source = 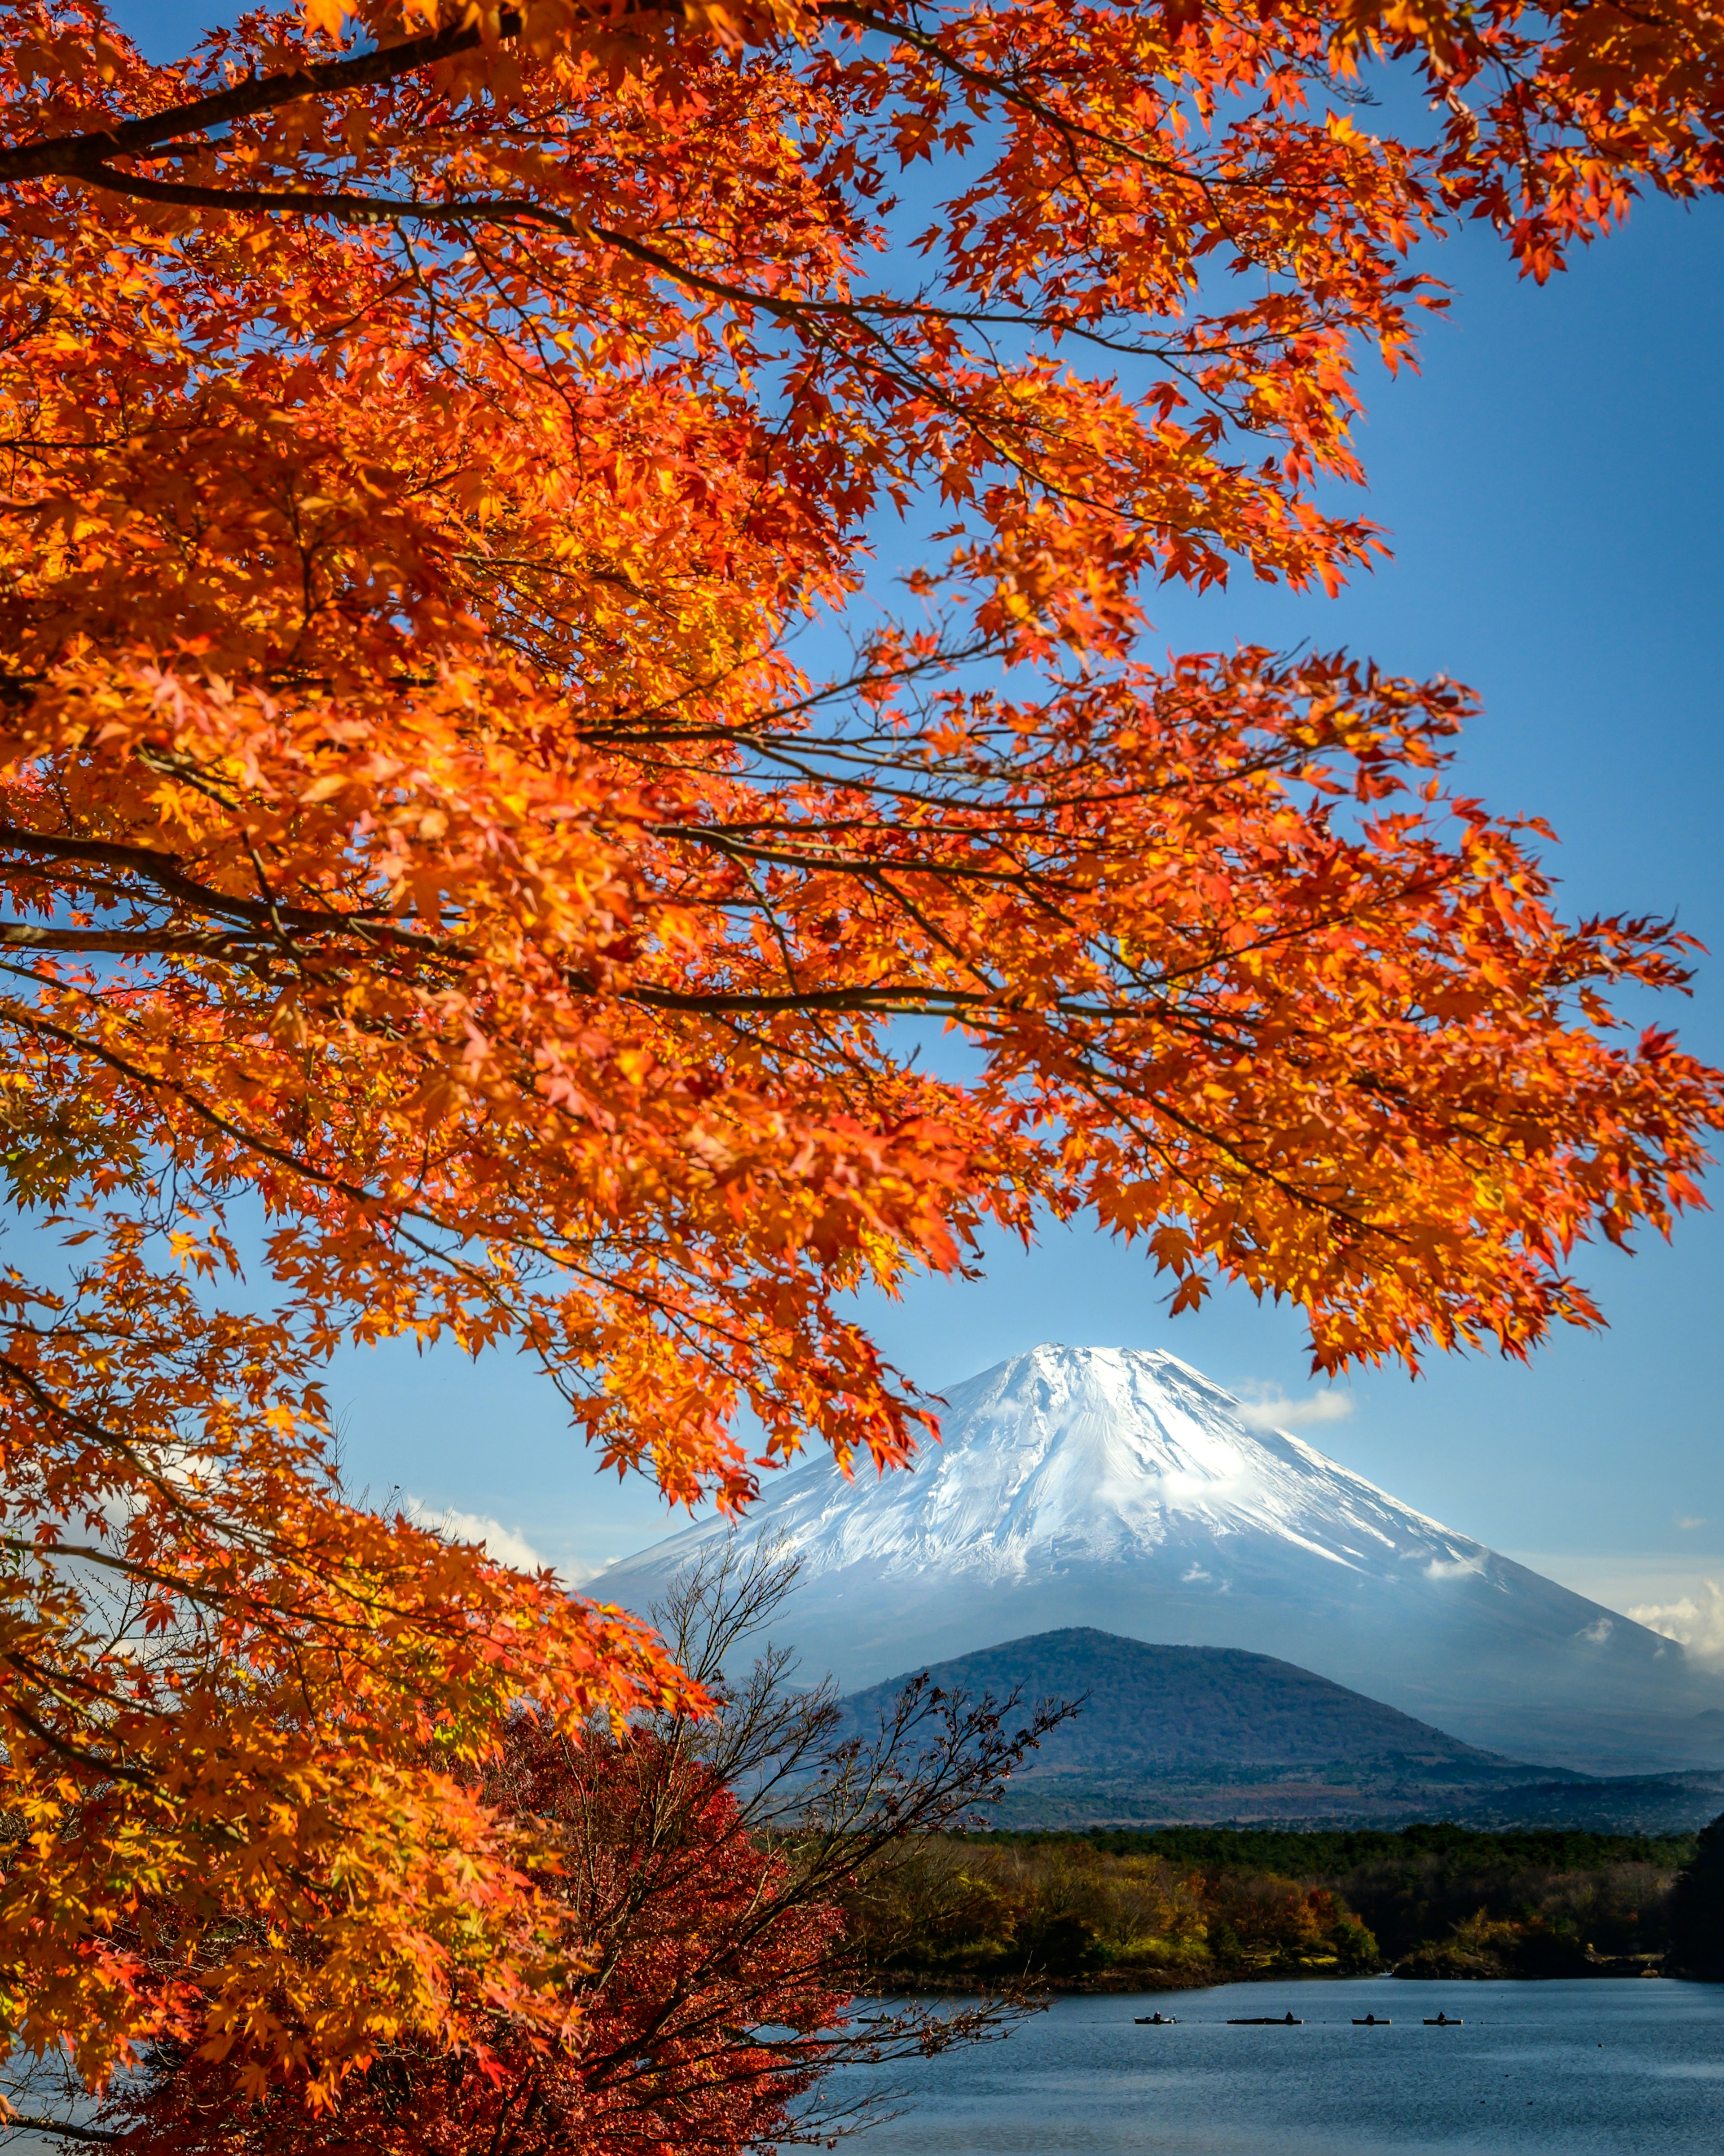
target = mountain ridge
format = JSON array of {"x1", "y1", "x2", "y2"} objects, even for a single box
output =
[
  {"x1": 835, "y1": 1629, "x2": 1724, "y2": 1834},
  {"x1": 838, "y1": 1627, "x2": 1559, "y2": 1778}
]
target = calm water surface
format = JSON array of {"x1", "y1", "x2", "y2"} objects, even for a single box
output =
[{"x1": 848, "y1": 1978, "x2": 1724, "y2": 2155}]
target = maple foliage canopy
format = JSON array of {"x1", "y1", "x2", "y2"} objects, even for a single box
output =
[
  {"x1": 69, "y1": 1548, "x2": 1052, "y2": 2156},
  {"x1": 95, "y1": 1724, "x2": 853, "y2": 2156},
  {"x1": 1, "y1": 0, "x2": 1723, "y2": 2109}
]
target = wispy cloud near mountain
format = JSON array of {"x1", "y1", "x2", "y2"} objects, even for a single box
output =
[
  {"x1": 1629, "y1": 1580, "x2": 1724, "y2": 1668},
  {"x1": 1234, "y1": 1386, "x2": 1355, "y2": 1434}
]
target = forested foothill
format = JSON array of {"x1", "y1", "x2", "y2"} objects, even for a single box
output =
[{"x1": 854, "y1": 1823, "x2": 1724, "y2": 1987}]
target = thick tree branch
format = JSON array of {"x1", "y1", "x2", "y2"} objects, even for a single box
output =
[
  {"x1": 0, "y1": 2116, "x2": 124, "y2": 2145},
  {"x1": 0, "y1": 921, "x2": 253, "y2": 957},
  {"x1": 0, "y1": 13, "x2": 523, "y2": 185},
  {"x1": 79, "y1": 161, "x2": 586, "y2": 236},
  {"x1": 0, "y1": 825, "x2": 468, "y2": 961}
]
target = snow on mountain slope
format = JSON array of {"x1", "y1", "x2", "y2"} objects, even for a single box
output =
[{"x1": 594, "y1": 1344, "x2": 1722, "y2": 1771}]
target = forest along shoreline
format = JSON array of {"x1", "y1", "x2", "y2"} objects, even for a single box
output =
[{"x1": 848, "y1": 1823, "x2": 1724, "y2": 1991}]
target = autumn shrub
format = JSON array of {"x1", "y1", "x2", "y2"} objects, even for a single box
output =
[
  {"x1": 1395, "y1": 1909, "x2": 1528, "y2": 1980},
  {"x1": 92, "y1": 1724, "x2": 851, "y2": 2156}
]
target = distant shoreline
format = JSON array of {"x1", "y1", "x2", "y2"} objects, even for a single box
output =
[
  {"x1": 847, "y1": 1822, "x2": 1712, "y2": 1992},
  {"x1": 860, "y1": 1961, "x2": 1690, "y2": 1996}
]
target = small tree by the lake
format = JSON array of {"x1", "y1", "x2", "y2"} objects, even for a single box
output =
[{"x1": 1668, "y1": 1814, "x2": 1724, "y2": 1980}]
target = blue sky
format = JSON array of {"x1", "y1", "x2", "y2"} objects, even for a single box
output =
[{"x1": 104, "y1": 7, "x2": 1724, "y2": 1643}]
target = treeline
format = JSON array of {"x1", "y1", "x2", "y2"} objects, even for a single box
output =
[
  {"x1": 849, "y1": 1823, "x2": 1715, "y2": 1986},
  {"x1": 1081, "y1": 1824, "x2": 1687, "y2": 1974},
  {"x1": 849, "y1": 1835, "x2": 1380, "y2": 1987}
]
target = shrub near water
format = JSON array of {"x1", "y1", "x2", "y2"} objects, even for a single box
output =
[{"x1": 1668, "y1": 1815, "x2": 1724, "y2": 1977}]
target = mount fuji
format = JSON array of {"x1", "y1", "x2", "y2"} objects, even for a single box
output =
[{"x1": 594, "y1": 1343, "x2": 1724, "y2": 1773}]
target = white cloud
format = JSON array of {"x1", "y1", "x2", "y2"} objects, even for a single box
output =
[
  {"x1": 1426, "y1": 1551, "x2": 1487, "y2": 1582},
  {"x1": 1577, "y1": 1615, "x2": 1615, "y2": 1645},
  {"x1": 1628, "y1": 1580, "x2": 1724, "y2": 1668},
  {"x1": 406, "y1": 1497, "x2": 551, "y2": 1577},
  {"x1": 1677, "y1": 1516, "x2": 1709, "y2": 1532},
  {"x1": 1234, "y1": 1386, "x2": 1355, "y2": 1434}
]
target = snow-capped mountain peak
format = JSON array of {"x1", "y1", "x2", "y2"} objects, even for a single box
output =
[
  {"x1": 595, "y1": 1342, "x2": 1718, "y2": 1770},
  {"x1": 677, "y1": 1342, "x2": 1483, "y2": 1587}
]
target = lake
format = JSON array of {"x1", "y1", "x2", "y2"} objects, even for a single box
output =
[{"x1": 844, "y1": 1978, "x2": 1724, "y2": 2155}]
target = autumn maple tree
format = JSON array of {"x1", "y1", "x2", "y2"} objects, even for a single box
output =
[
  {"x1": 1, "y1": 0, "x2": 1722, "y2": 2115},
  {"x1": 31, "y1": 1548, "x2": 1052, "y2": 2156}
]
